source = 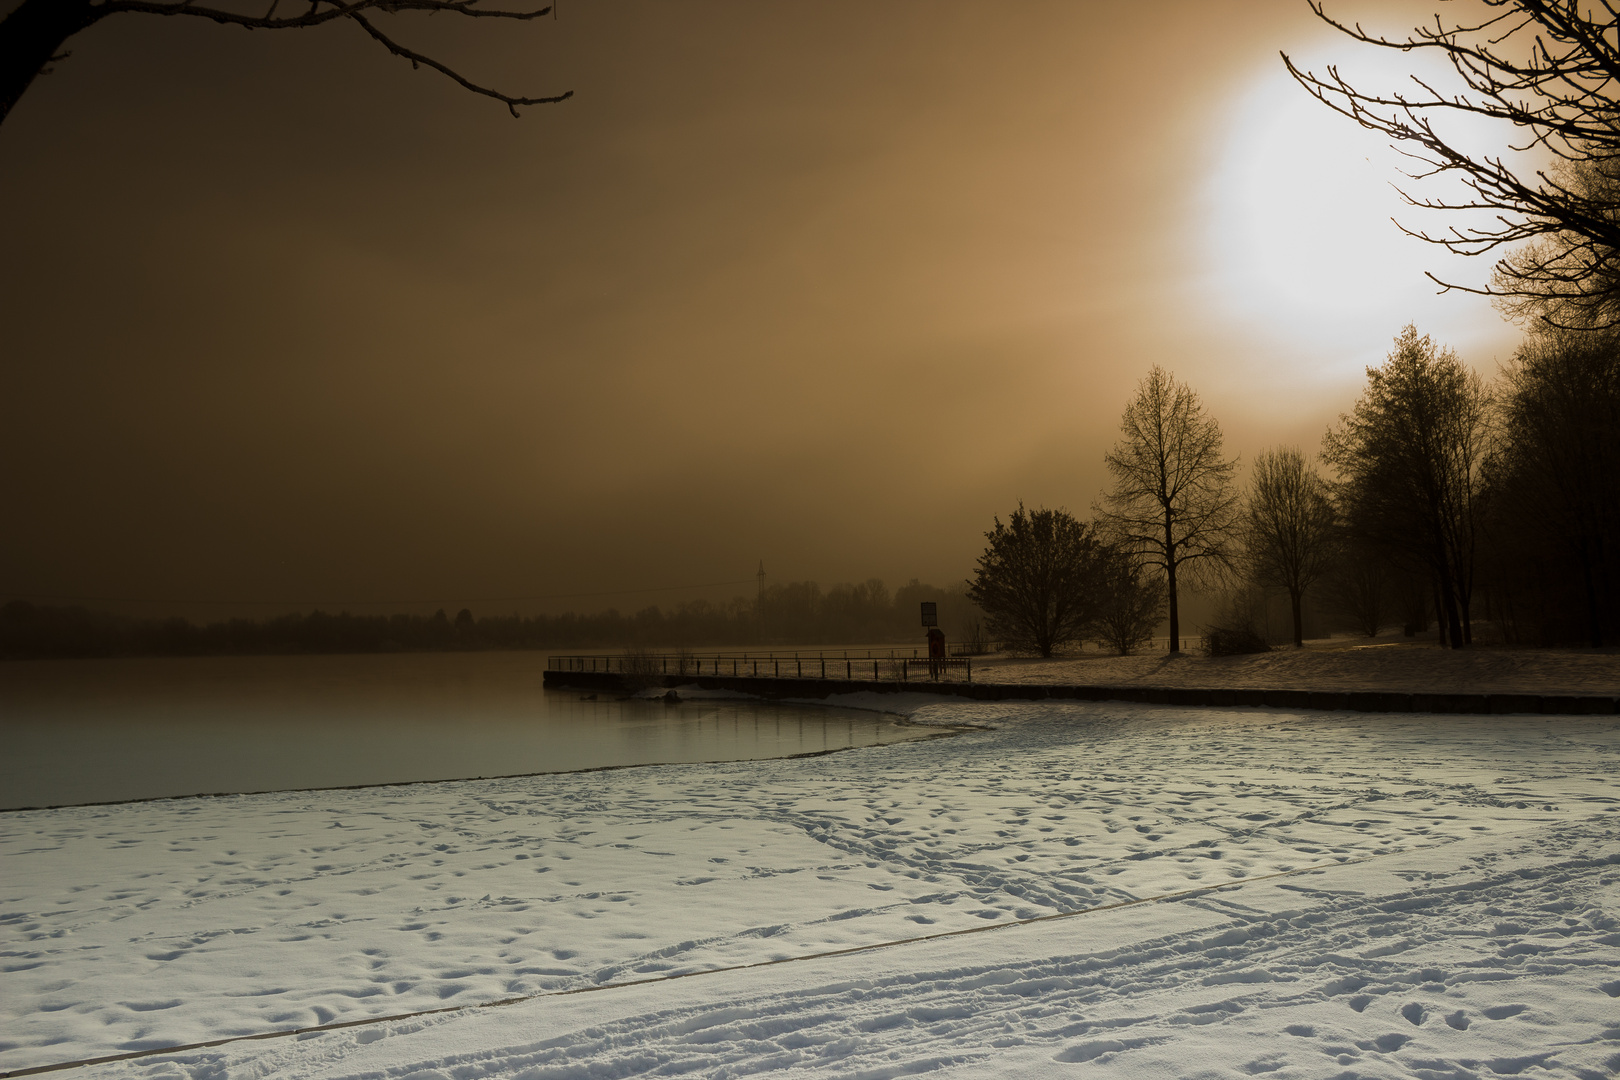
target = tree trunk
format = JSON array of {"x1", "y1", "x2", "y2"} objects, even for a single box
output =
[
  {"x1": 1431, "y1": 578, "x2": 1448, "y2": 647},
  {"x1": 1438, "y1": 574, "x2": 1465, "y2": 649},
  {"x1": 1288, "y1": 586, "x2": 1304, "y2": 647},
  {"x1": 1164, "y1": 510, "x2": 1179, "y2": 654},
  {"x1": 1, "y1": 0, "x2": 99, "y2": 126}
]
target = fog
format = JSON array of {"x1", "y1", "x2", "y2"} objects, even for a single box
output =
[{"x1": 0, "y1": 0, "x2": 1522, "y2": 620}]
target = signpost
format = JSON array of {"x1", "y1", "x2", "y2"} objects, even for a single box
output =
[{"x1": 921, "y1": 602, "x2": 944, "y2": 679}]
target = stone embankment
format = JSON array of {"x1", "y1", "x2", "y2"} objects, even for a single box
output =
[{"x1": 542, "y1": 669, "x2": 1619, "y2": 715}]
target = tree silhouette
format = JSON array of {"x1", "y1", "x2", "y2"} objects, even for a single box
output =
[
  {"x1": 1283, "y1": 2, "x2": 1620, "y2": 327},
  {"x1": 1096, "y1": 366, "x2": 1239, "y2": 654},
  {"x1": 1322, "y1": 325, "x2": 1490, "y2": 648},
  {"x1": 0, "y1": 0, "x2": 571, "y2": 128},
  {"x1": 967, "y1": 505, "x2": 1104, "y2": 658},
  {"x1": 1091, "y1": 543, "x2": 1166, "y2": 656},
  {"x1": 1486, "y1": 324, "x2": 1620, "y2": 645},
  {"x1": 1241, "y1": 447, "x2": 1337, "y2": 647}
]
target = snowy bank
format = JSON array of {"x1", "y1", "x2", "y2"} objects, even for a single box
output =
[{"x1": 979, "y1": 643, "x2": 1620, "y2": 697}]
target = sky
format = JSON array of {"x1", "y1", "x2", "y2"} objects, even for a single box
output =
[{"x1": 0, "y1": 0, "x2": 1529, "y2": 620}]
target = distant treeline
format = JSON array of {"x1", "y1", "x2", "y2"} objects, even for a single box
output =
[{"x1": 0, "y1": 579, "x2": 983, "y2": 660}]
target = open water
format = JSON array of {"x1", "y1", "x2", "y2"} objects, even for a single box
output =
[{"x1": 0, "y1": 651, "x2": 930, "y2": 809}]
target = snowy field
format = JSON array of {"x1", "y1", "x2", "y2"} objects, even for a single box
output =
[{"x1": 3, "y1": 695, "x2": 1619, "y2": 1079}]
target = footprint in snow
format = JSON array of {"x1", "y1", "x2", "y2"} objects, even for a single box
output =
[
  {"x1": 1240, "y1": 1055, "x2": 1287, "y2": 1074},
  {"x1": 1054, "y1": 1039, "x2": 1128, "y2": 1063}
]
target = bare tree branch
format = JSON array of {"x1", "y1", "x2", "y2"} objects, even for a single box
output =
[
  {"x1": 1, "y1": 0, "x2": 571, "y2": 127},
  {"x1": 1282, "y1": 1, "x2": 1620, "y2": 327}
]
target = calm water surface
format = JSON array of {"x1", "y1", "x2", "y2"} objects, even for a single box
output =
[{"x1": 0, "y1": 652, "x2": 932, "y2": 809}]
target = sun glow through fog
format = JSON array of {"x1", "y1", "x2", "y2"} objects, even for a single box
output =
[
  {"x1": 1198, "y1": 55, "x2": 1527, "y2": 383},
  {"x1": 1208, "y1": 69, "x2": 1430, "y2": 323}
]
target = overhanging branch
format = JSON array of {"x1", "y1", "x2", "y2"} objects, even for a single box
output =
[
  {"x1": 0, "y1": 0, "x2": 571, "y2": 127},
  {"x1": 1282, "y1": 1, "x2": 1620, "y2": 326}
]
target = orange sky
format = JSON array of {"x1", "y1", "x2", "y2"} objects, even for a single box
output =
[{"x1": 0, "y1": 1, "x2": 1526, "y2": 618}]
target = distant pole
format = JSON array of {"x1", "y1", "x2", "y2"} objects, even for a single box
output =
[{"x1": 757, "y1": 560, "x2": 765, "y2": 605}]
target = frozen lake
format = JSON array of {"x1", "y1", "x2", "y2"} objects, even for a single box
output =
[{"x1": 0, "y1": 652, "x2": 933, "y2": 809}]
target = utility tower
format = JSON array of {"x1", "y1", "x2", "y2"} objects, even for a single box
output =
[{"x1": 756, "y1": 560, "x2": 766, "y2": 606}]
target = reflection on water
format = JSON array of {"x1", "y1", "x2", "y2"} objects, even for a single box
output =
[{"x1": 0, "y1": 652, "x2": 931, "y2": 809}]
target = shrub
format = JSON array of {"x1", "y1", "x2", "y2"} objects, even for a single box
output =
[{"x1": 1201, "y1": 626, "x2": 1272, "y2": 657}]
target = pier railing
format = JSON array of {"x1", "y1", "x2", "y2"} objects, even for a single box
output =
[{"x1": 546, "y1": 652, "x2": 972, "y2": 683}]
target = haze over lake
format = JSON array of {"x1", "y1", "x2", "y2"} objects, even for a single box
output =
[{"x1": 0, "y1": 651, "x2": 932, "y2": 810}]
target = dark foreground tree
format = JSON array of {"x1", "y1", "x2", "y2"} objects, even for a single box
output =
[
  {"x1": 1283, "y1": 2, "x2": 1620, "y2": 326},
  {"x1": 1485, "y1": 324, "x2": 1620, "y2": 645},
  {"x1": 1241, "y1": 447, "x2": 1337, "y2": 647},
  {"x1": 1096, "y1": 366, "x2": 1240, "y2": 653},
  {"x1": 1322, "y1": 325, "x2": 1490, "y2": 648},
  {"x1": 1091, "y1": 544, "x2": 1166, "y2": 656},
  {"x1": 0, "y1": 0, "x2": 572, "y2": 128},
  {"x1": 967, "y1": 505, "x2": 1104, "y2": 658}
]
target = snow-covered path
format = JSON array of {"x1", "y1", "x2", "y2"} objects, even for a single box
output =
[{"x1": 3, "y1": 699, "x2": 1618, "y2": 1078}]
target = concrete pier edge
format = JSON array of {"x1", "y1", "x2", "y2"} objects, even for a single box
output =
[{"x1": 542, "y1": 669, "x2": 1619, "y2": 716}]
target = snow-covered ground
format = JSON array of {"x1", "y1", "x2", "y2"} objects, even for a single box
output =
[
  {"x1": 977, "y1": 643, "x2": 1620, "y2": 696},
  {"x1": 3, "y1": 696, "x2": 1618, "y2": 1079}
]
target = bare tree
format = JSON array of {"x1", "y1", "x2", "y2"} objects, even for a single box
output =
[
  {"x1": 1283, "y1": 2, "x2": 1620, "y2": 327},
  {"x1": 1091, "y1": 542, "x2": 1166, "y2": 656},
  {"x1": 1321, "y1": 325, "x2": 1490, "y2": 648},
  {"x1": 0, "y1": 0, "x2": 572, "y2": 128},
  {"x1": 1241, "y1": 447, "x2": 1337, "y2": 647},
  {"x1": 1096, "y1": 366, "x2": 1240, "y2": 654},
  {"x1": 967, "y1": 504, "x2": 1104, "y2": 658}
]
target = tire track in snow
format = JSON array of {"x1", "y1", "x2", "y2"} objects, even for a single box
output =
[
  {"x1": 0, "y1": 857, "x2": 1383, "y2": 1078},
  {"x1": 118, "y1": 823, "x2": 1620, "y2": 1080}
]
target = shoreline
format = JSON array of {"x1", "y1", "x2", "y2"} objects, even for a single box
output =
[{"x1": 544, "y1": 666, "x2": 1620, "y2": 715}]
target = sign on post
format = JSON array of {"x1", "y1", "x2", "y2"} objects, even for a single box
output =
[{"x1": 920, "y1": 602, "x2": 937, "y2": 627}]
